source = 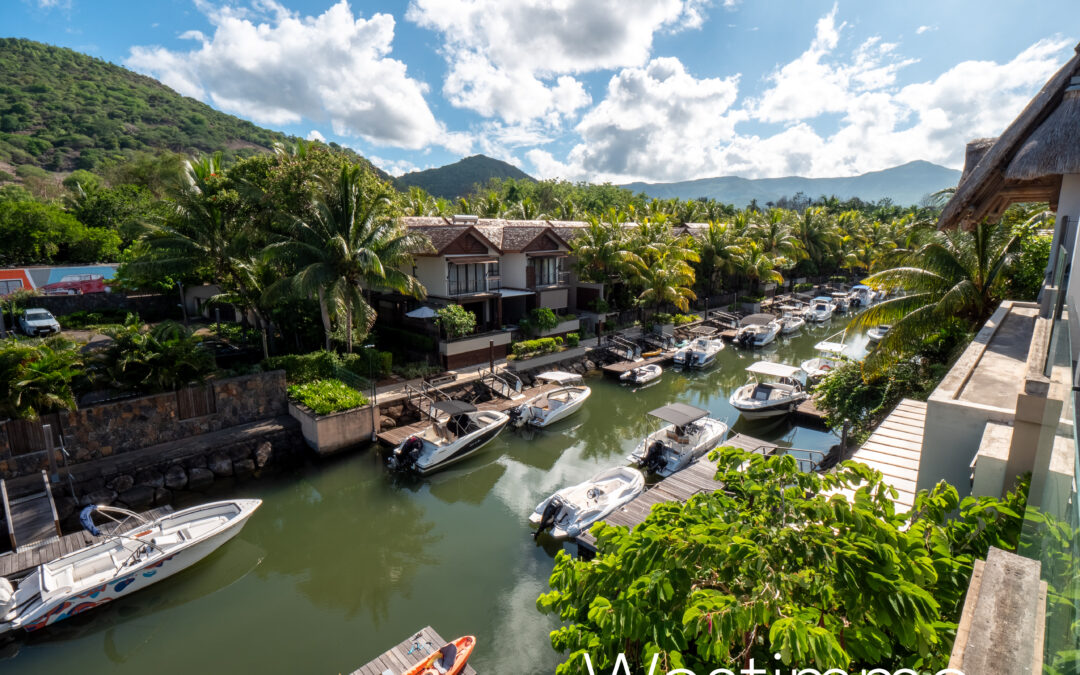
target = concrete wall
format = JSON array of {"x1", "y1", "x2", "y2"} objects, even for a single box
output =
[
  {"x1": 539, "y1": 288, "x2": 568, "y2": 310},
  {"x1": 0, "y1": 371, "x2": 288, "y2": 480},
  {"x1": 501, "y1": 253, "x2": 527, "y2": 288},
  {"x1": 33, "y1": 292, "x2": 181, "y2": 322},
  {"x1": 412, "y1": 257, "x2": 447, "y2": 297},
  {"x1": 289, "y1": 402, "x2": 375, "y2": 455}
]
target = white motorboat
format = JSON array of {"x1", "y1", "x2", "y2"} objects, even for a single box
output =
[
  {"x1": 830, "y1": 292, "x2": 851, "y2": 314},
  {"x1": 807, "y1": 296, "x2": 834, "y2": 322},
  {"x1": 777, "y1": 306, "x2": 806, "y2": 335},
  {"x1": 388, "y1": 401, "x2": 509, "y2": 474},
  {"x1": 508, "y1": 371, "x2": 590, "y2": 428},
  {"x1": 850, "y1": 284, "x2": 874, "y2": 307},
  {"x1": 628, "y1": 403, "x2": 729, "y2": 477},
  {"x1": 801, "y1": 340, "x2": 849, "y2": 380},
  {"x1": 729, "y1": 361, "x2": 809, "y2": 420},
  {"x1": 0, "y1": 500, "x2": 261, "y2": 635},
  {"x1": 620, "y1": 363, "x2": 663, "y2": 386},
  {"x1": 735, "y1": 314, "x2": 782, "y2": 348},
  {"x1": 867, "y1": 324, "x2": 891, "y2": 343},
  {"x1": 529, "y1": 467, "x2": 645, "y2": 539}
]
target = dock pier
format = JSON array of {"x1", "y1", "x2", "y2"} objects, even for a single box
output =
[{"x1": 350, "y1": 625, "x2": 477, "y2": 675}]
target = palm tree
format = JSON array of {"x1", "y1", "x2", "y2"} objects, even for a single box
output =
[
  {"x1": 734, "y1": 240, "x2": 784, "y2": 292},
  {"x1": 570, "y1": 217, "x2": 642, "y2": 284},
  {"x1": 637, "y1": 243, "x2": 699, "y2": 312},
  {"x1": 851, "y1": 220, "x2": 1021, "y2": 373},
  {"x1": 695, "y1": 221, "x2": 745, "y2": 296},
  {"x1": 269, "y1": 165, "x2": 431, "y2": 351},
  {"x1": 792, "y1": 206, "x2": 840, "y2": 273},
  {"x1": 752, "y1": 209, "x2": 801, "y2": 267}
]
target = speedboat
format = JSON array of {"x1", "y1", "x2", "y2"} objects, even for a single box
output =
[
  {"x1": 529, "y1": 466, "x2": 645, "y2": 539},
  {"x1": 620, "y1": 363, "x2": 662, "y2": 386},
  {"x1": 388, "y1": 401, "x2": 509, "y2": 474},
  {"x1": 777, "y1": 306, "x2": 806, "y2": 335},
  {"x1": 735, "y1": 314, "x2": 782, "y2": 348},
  {"x1": 729, "y1": 361, "x2": 808, "y2": 420},
  {"x1": 508, "y1": 371, "x2": 590, "y2": 428},
  {"x1": 0, "y1": 500, "x2": 261, "y2": 635},
  {"x1": 807, "y1": 296, "x2": 834, "y2": 322},
  {"x1": 850, "y1": 284, "x2": 874, "y2": 307},
  {"x1": 800, "y1": 340, "x2": 849, "y2": 380},
  {"x1": 830, "y1": 292, "x2": 851, "y2": 314},
  {"x1": 867, "y1": 325, "x2": 891, "y2": 343},
  {"x1": 628, "y1": 403, "x2": 729, "y2": 477}
]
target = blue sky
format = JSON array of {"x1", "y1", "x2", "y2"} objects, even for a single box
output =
[{"x1": 5, "y1": 0, "x2": 1077, "y2": 182}]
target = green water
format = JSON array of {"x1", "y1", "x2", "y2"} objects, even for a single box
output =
[{"x1": 4, "y1": 316, "x2": 876, "y2": 675}]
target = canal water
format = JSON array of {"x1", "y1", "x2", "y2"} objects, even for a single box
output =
[{"x1": 4, "y1": 314, "x2": 877, "y2": 675}]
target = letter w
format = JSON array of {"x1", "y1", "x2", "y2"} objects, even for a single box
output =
[{"x1": 584, "y1": 653, "x2": 661, "y2": 675}]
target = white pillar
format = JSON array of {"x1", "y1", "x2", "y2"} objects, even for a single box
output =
[{"x1": 1061, "y1": 174, "x2": 1080, "y2": 362}]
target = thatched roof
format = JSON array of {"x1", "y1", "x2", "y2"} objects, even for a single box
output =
[
  {"x1": 939, "y1": 42, "x2": 1080, "y2": 229},
  {"x1": 961, "y1": 138, "x2": 997, "y2": 182},
  {"x1": 1007, "y1": 77, "x2": 1080, "y2": 180}
]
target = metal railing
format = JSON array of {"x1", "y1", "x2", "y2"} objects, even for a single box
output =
[
  {"x1": 477, "y1": 367, "x2": 522, "y2": 400},
  {"x1": 404, "y1": 382, "x2": 449, "y2": 422},
  {"x1": 757, "y1": 445, "x2": 828, "y2": 473}
]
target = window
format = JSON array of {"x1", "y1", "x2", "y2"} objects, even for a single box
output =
[
  {"x1": 0, "y1": 279, "x2": 23, "y2": 296},
  {"x1": 533, "y1": 257, "x2": 563, "y2": 286},
  {"x1": 448, "y1": 262, "x2": 493, "y2": 295}
]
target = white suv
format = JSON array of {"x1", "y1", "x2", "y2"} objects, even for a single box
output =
[{"x1": 19, "y1": 308, "x2": 61, "y2": 337}]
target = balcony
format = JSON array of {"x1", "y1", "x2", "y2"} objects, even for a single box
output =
[
  {"x1": 529, "y1": 271, "x2": 570, "y2": 290},
  {"x1": 448, "y1": 275, "x2": 500, "y2": 296}
]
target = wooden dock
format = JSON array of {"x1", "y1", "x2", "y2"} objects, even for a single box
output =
[
  {"x1": 376, "y1": 382, "x2": 566, "y2": 446},
  {"x1": 834, "y1": 399, "x2": 927, "y2": 510},
  {"x1": 0, "y1": 505, "x2": 174, "y2": 580},
  {"x1": 350, "y1": 626, "x2": 477, "y2": 675},
  {"x1": 575, "y1": 433, "x2": 775, "y2": 556},
  {"x1": 600, "y1": 350, "x2": 675, "y2": 378},
  {"x1": 792, "y1": 398, "x2": 829, "y2": 427}
]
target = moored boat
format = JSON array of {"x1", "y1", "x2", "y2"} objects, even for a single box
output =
[
  {"x1": 401, "y1": 636, "x2": 477, "y2": 675},
  {"x1": 628, "y1": 403, "x2": 729, "y2": 477},
  {"x1": 620, "y1": 363, "x2": 662, "y2": 386},
  {"x1": 729, "y1": 361, "x2": 808, "y2": 420},
  {"x1": 867, "y1": 324, "x2": 891, "y2": 342},
  {"x1": 508, "y1": 371, "x2": 590, "y2": 428},
  {"x1": 735, "y1": 313, "x2": 782, "y2": 348},
  {"x1": 0, "y1": 499, "x2": 261, "y2": 635},
  {"x1": 807, "y1": 296, "x2": 834, "y2": 322},
  {"x1": 530, "y1": 466, "x2": 645, "y2": 539},
  {"x1": 800, "y1": 340, "x2": 849, "y2": 380},
  {"x1": 777, "y1": 305, "x2": 806, "y2": 334},
  {"x1": 388, "y1": 401, "x2": 509, "y2": 474}
]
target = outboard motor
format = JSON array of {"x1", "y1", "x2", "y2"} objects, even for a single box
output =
[
  {"x1": 533, "y1": 495, "x2": 564, "y2": 539},
  {"x1": 737, "y1": 329, "x2": 754, "y2": 348},
  {"x1": 389, "y1": 436, "x2": 424, "y2": 472},
  {"x1": 507, "y1": 405, "x2": 527, "y2": 428},
  {"x1": 640, "y1": 440, "x2": 667, "y2": 474}
]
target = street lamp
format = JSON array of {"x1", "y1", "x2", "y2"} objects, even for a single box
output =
[{"x1": 363, "y1": 344, "x2": 377, "y2": 442}]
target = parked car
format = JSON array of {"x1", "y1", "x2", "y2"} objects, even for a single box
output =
[{"x1": 19, "y1": 308, "x2": 61, "y2": 336}]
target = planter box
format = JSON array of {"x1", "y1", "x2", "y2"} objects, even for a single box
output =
[
  {"x1": 540, "y1": 317, "x2": 580, "y2": 337},
  {"x1": 438, "y1": 330, "x2": 512, "y2": 369},
  {"x1": 653, "y1": 323, "x2": 675, "y2": 337},
  {"x1": 740, "y1": 301, "x2": 762, "y2": 313},
  {"x1": 288, "y1": 401, "x2": 376, "y2": 456}
]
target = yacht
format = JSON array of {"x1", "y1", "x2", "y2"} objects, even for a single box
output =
[
  {"x1": 0, "y1": 500, "x2": 261, "y2": 635},
  {"x1": 388, "y1": 401, "x2": 509, "y2": 474},
  {"x1": 628, "y1": 403, "x2": 730, "y2": 477},
  {"x1": 806, "y1": 296, "x2": 834, "y2": 322},
  {"x1": 508, "y1": 371, "x2": 590, "y2": 428},
  {"x1": 529, "y1": 467, "x2": 645, "y2": 539},
  {"x1": 801, "y1": 340, "x2": 849, "y2": 380},
  {"x1": 867, "y1": 325, "x2": 891, "y2": 343},
  {"x1": 729, "y1": 362, "x2": 809, "y2": 420},
  {"x1": 735, "y1": 314, "x2": 782, "y2": 348},
  {"x1": 777, "y1": 305, "x2": 806, "y2": 335}
]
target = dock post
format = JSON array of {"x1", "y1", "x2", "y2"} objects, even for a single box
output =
[
  {"x1": 489, "y1": 339, "x2": 494, "y2": 373},
  {"x1": 43, "y1": 423, "x2": 59, "y2": 483},
  {"x1": 841, "y1": 418, "x2": 851, "y2": 451}
]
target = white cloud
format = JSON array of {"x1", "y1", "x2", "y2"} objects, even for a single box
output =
[
  {"x1": 126, "y1": 1, "x2": 449, "y2": 149},
  {"x1": 529, "y1": 8, "x2": 1073, "y2": 183},
  {"x1": 916, "y1": 25, "x2": 936, "y2": 35},
  {"x1": 35, "y1": 0, "x2": 70, "y2": 8},
  {"x1": 369, "y1": 156, "x2": 422, "y2": 177},
  {"x1": 406, "y1": 0, "x2": 713, "y2": 124},
  {"x1": 305, "y1": 130, "x2": 326, "y2": 142}
]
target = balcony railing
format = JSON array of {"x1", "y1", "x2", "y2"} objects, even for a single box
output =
[
  {"x1": 448, "y1": 276, "x2": 501, "y2": 296},
  {"x1": 530, "y1": 271, "x2": 570, "y2": 289}
]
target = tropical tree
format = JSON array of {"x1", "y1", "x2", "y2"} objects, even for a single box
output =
[
  {"x1": 792, "y1": 206, "x2": 840, "y2": 273},
  {"x1": 636, "y1": 242, "x2": 699, "y2": 312},
  {"x1": 694, "y1": 220, "x2": 744, "y2": 296},
  {"x1": 569, "y1": 217, "x2": 641, "y2": 284},
  {"x1": 852, "y1": 220, "x2": 1021, "y2": 373},
  {"x1": 734, "y1": 239, "x2": 784, "y2": 293},
  {"x1": 538, "y1": 447, "x2": 1028, "y2": 675},
  {"x1": 0, "y1": 338, "x2": 84, "y2": 419},
  {"x1": 268, "y1": 165, "x2": 431, "y2": 351},
  {"x1": 93, "y1": 318, "x2": 215, "y2": 394},
  {"x1": 751, "y1": 209, "x2": 801, "y2": 266}
]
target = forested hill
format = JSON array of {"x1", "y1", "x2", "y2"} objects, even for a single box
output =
[
  {"x1": 396, "y1": 154, "x2": 534, "y2": 199},
  {"x1": 0, "y1": 38, "x2": 387, "y2": 181}
]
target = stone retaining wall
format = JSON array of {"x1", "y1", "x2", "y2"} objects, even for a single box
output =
[{"x1": 33, "y1": 292, "x2": 181, "y2": 322}]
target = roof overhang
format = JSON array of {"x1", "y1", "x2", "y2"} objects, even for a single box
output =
[{"x1": 447, "y1": 255, "x2": 499, "y2": 264}]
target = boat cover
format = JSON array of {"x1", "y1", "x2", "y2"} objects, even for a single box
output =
[
  {"x1": 813, "y1": 341, "x2": 848, "y2": 354},
  {"x1": 648, "y1": 402, "x2": 709, "y2": 427},
  {"x1": 79, "y1": 505, "x2": 101, "y2": 536},
  {"x1": 432, "y1": 400, "x2": 477, "y2": 415},
  {"x1": 535, "y1": 371, "x2": 583, "y2": 384},
  {"x1": 740, "y1": 313, "x2": 776, "y2": 326},
  {"x1": 746, "y1": 361, "x2": 803, "y2": 378}
]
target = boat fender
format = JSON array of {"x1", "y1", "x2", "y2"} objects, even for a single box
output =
[
  {"x1": 0, "y1": 577, "x2": 14, "y2": 619},
  {"x1": 80, "y1": 505, "x2": 101, "y2": 536}
]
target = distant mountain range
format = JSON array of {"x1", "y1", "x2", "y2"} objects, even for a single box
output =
[
  {"x1": 395, "y1": 155, "x2": 533, "y2": 199},
  {"x1": 620, "y1": 161, "x2": 961, "y2": 207}
]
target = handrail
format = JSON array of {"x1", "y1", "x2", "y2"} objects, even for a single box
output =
[
  {"x1": 41, "y1": 469, "x2": 61, "y2": 539},
  {"x1": 756, "y1": 445, "x2": 828, "y2": 473},
  {"x1": 403, "y1": 383, "x2": 448, "y2": 422}
]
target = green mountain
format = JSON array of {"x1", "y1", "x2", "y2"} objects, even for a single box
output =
[
  {"x1": 0, "y1": 38, "x2": 387, "y2": 180},
  {"x1": 621, "y1": 161, "x2": 962, "y2": 207},
  {"x1": 396, "y1": 154, "x2": 533, "y2": 199}
]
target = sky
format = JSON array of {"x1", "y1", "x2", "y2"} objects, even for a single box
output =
[{"x1": 4, "y1": 0, "x2": 1077, "y2": 182}]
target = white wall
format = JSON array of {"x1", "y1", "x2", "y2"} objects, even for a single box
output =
[
  {"x1": 1061, "y1": 174, "x2": 1080, "y2": 362},
  {"x1": 411, "y1": 257, "x2": 446, "y2": 298},
  {"x1": 501, "y1": 253, "x2": 527, "y2": 288}
]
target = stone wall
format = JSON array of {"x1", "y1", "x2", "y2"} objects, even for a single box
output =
[
  {"x1": 0, "y1": 370, "x2": 288, "y2": 480},
  {"x1": 33, "y1": 292, "x2": 181, "y2": 322}
]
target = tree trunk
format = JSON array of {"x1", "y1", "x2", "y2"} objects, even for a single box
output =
[
  {"x1": 346, "y1": 304, "x2": 354, "y2": 353},
  {"x1": 317, "y1": 287, "x2": 332, "y2": 351}
]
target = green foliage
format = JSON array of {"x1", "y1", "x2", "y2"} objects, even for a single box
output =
[
  {"x1": 58, "y1": 308, "x2": 132, "y2": 330},
  {"x1": 339, "y1": 348, "x2": 393, "y2": 380},
  {"x1": 511, "y1": 336, "x2": 563, "y2": 357},
  {"x1": 565, "y1": 332, "x2": 580, "y2": 347},
  {"x1": 395, "y1": 155, "x2": 533, "y2": 200},
  {"x1": 434, "y1": 304, "x2": 477, "y2": 340},
  {"x1": 1003, "y1": 227, "x2": 1052, "y2": 301},
  {"x1": 287, "y1": 378, "x2": 367, "y2": 415},
  {"x1": 393, "y1": 361, "x2": 443, "y2": 379},
  {"x1": 589, "y1": 298, "x2": 611, "y2": 314},
  {"x1": 93, "y1": 318, "x2": 215, "y2": 393},
  {"x1": 209, "y1": 322, "x2": 262, "y2": 347},
  {"x1": 0, "y1": 199, "x2": 121, "y2": 264},
  {"x1": 520, "y1": 306, "x2": 560, "y2": 336},
  {"x1": 738, "y1": 292, "x2": 765, "y2": 302},
  {"x1": 262, "y1": 350, "x2": 341, "y2": 384},
  {"x1": 793, "y1": 281, "x2": 814, "y2": 292},
  {"x1": 0, "y1": 337, "x2": 84, "y2": 419},
  {"x1": 539, "y1": 448, "x2": 1028, "y2": 674},
  {"x1": 813, "y1": 359, "x2": 943, "y2": 439}
]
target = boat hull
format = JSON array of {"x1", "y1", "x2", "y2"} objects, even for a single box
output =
[
  {"x1": 417, "y1": 417, "x2": 509, "y2": 474},
  {"x1": 527, "y1": 387, "x2": 590, "y2": 428}
]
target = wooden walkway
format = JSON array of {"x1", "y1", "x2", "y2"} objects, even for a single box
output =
[
  {"x1": 792, "y1": 398, "x2": 829, "y2": 427},
  {"x1": 575, "y1": 433, "x2": 775, "y2": 556},
  {"x1": 600, "y1": 350, "x2": 675, "y2": 378},
  {"x1": 376, "y1": 383, "x2": 565, "y2": 446},
  {"x1": 836, "y1": 399, "x2": 926, "y2": 510},
  {"x1": 350, "y1": 626, "x2": 477, "y2": 675},
  {"x1": 0, "y1": 505, "x2": 173, "y2": 580}
]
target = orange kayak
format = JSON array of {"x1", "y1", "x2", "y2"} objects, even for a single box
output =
[{"x1": 401, "y1": 636, "x2": 476, "y2": 675}]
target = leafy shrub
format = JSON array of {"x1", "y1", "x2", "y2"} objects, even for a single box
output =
[
  {"x1": 651, "y1": 312, "x2": 673, "y2": 326},
  {"x1": 813, "y1": 359, "x2": 942, "y2": 440},
  {"x1": 565, "y1": 332, "x2": 580, "y2": 347},
  {"x1": 287, "y1": 378, "x2": 367, "y2": 415},
  {"x1": 0, "y1": 336, "x2": 84, "y2": 419},
  {"x1": 262, "y1": 350, "x2": 339, "y2": 384},
  {"x1": 340, "y1": 348, "x2": 393, "y2": 379},
  {"x1": 435, "y1": 304, "x2": 476, "y2": 340},
  {"x1": 672, "y1": 313, "x2": 696, "y2": 326},
  {"x1": 209, "y1": 322, "x2": 261, "y2": 347},
  {"x1": 93, "y1": 318, "x2": 215, "y2": 393},
  {"x1": 59, "y1": 308, "x2": 133, "y2": 330},
  {"x1": 511, "y1": 336, "x2": 563, "y2": 357},
  {"x1": 589, "y1": 298, "x2": 611, "y2": 314},
  {"x1": 794, "y1": 282, "x2": 814, "y2": 292},
  {"x1": 738, "y1": 293, "x2": 765, "y2": 303}
]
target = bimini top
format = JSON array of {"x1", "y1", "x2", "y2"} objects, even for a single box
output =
[
  {"x1": 812, "y1": 296, "x2": 833, "y2": 303},
  {"x1": 746, "y1": 361, "x2": 804, "y2": 378},
  {"x1": 535, "y1": 371, "x2": 583, "y2": 385},
  {"x1": 814, "y1": 341, "x2": 848, "y2": 354},
  {"x1": 647, "y1": 403, "x2": 709, "y2": 427},
  {"x1": 432, "y1": 400, "x2": 477, "y2": 416},
  {"x1": 852, "y1": 284, "x2": 870, "y2": 291},
  {"x1": 740, "y1": 313, "x2": 776, "y2": 326},
  {"x1": 689, "y1": 325, "x2": 718, "y2": 336}
]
